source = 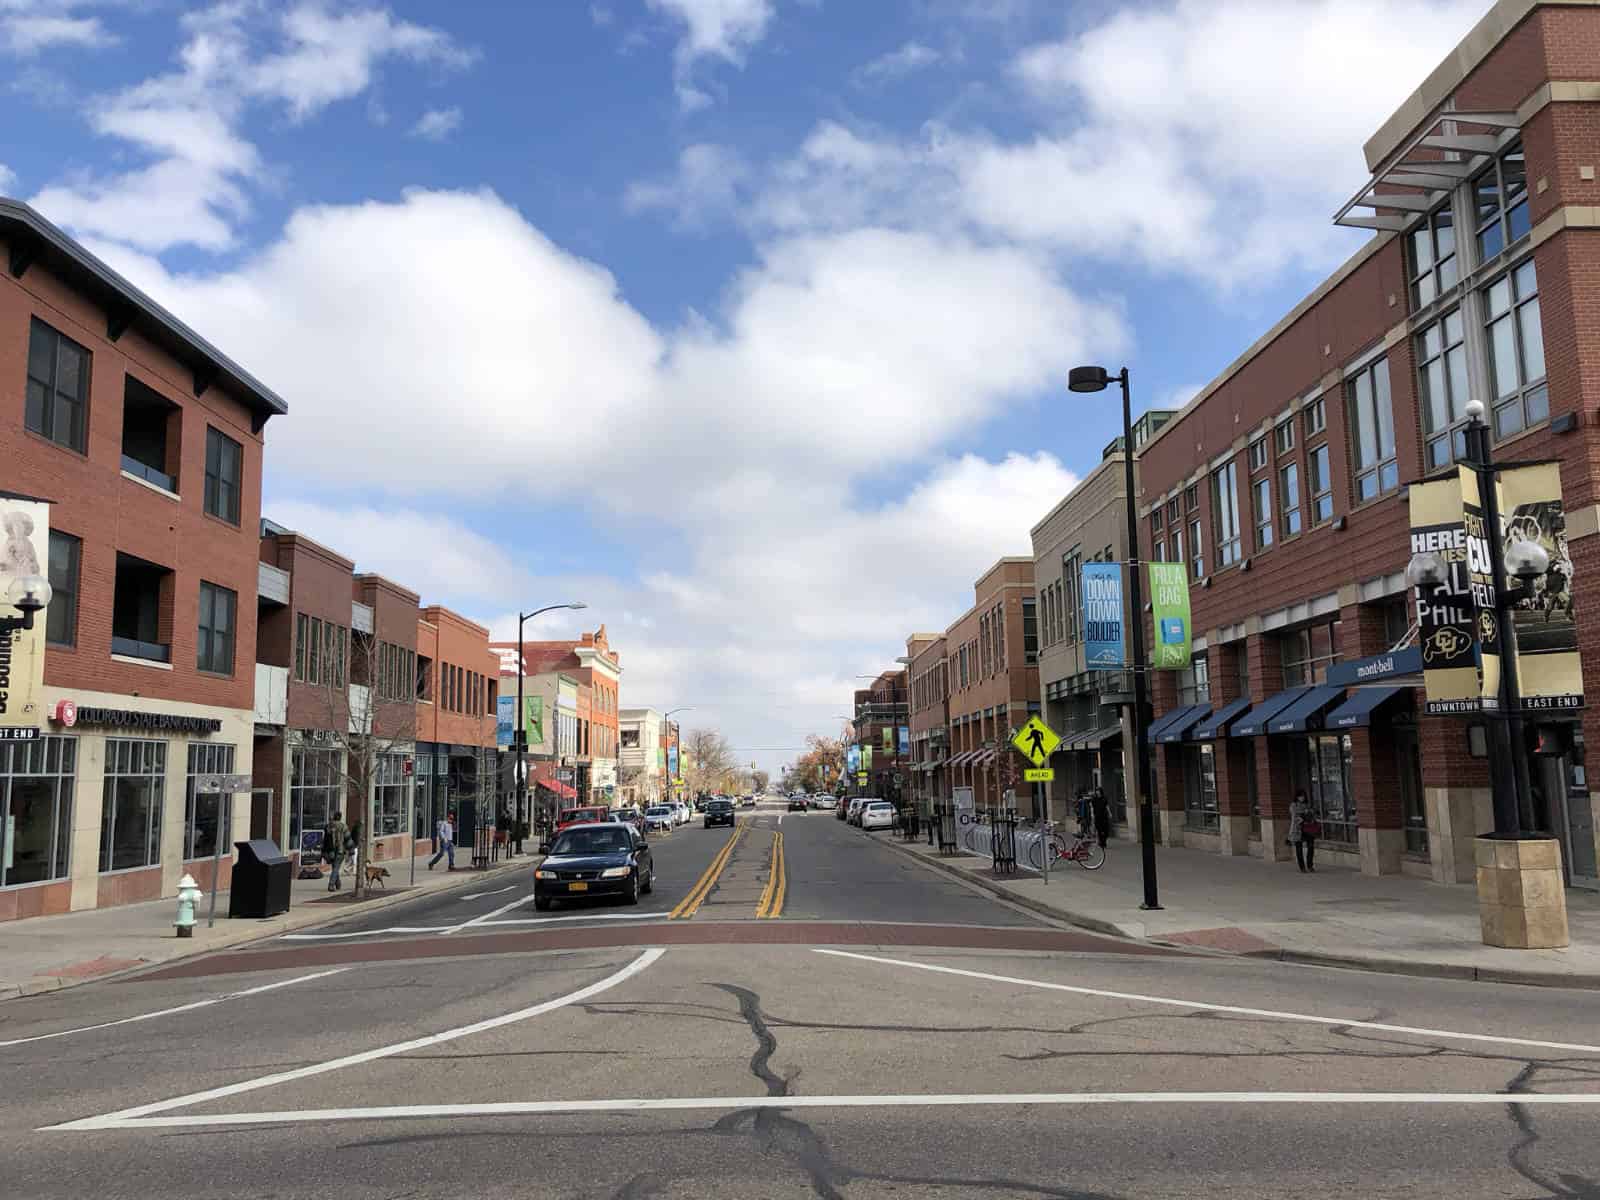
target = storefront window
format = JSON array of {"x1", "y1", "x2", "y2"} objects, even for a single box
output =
[
  {"x1": 376, "y1": 752, "x2": 408, "y2": 835},
  {"x1": 184, "y1": 743, "x2": 237, "y2": 860},
  {"x1": 1295, "y1": 734, "x2": 1357, "y2": 846},
  {"x1": 100, "y1": 738, "x2": 166, "y2": 872},
  {"x1": 1, "y1": 736, "x2": 75, "y2": 887},
  {"x1": 1280, "y1": 620, "x2": 1340, "y2": 687},
  {"x1": 1395, "y1": 723, "x2": 1427, "y2": 857},
  {"x1": 289, "y1": 747, "x2": 342, "y2": 851},
  {"x1": 1177, "y1": 655, "x2": 1210, "y2": 706},
  {"x1": 1184, "y1": 743, "x2": 1220, "y2": 832}
]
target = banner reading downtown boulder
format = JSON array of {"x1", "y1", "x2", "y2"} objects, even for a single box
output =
[
  {"x1": 0, "y1": 494, "x2": 49, "y2": 731},
  {"x1": 1147, "y1": 561, "x2": 1191, "y2": 670},
  {"x1": 1499, "y1": 461, "x2": 1583, "y2": 711},
  {"x1": 1082, "y1": 561, "x2": 1125, "y2": 669},
  {"x1": 1409, "y1": 470, "x2": 1481, "y2": 713}
]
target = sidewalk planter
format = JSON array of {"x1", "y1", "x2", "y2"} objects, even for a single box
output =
[{"x1": 1476, "y1": 837, "x2": 1568, "y2": 949}]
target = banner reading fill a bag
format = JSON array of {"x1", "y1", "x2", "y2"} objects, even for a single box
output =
[{"x1": 1147, "y1": 561, "x2": 1191, "y2": 670}]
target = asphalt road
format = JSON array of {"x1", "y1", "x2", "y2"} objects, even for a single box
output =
[{"x1": 3, "y1": 799, "x2": 1599, "y2": 1198}]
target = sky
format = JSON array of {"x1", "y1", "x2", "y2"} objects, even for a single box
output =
[{"x1": 2, "y1": 0, "x2": 1490, "y2": 776}]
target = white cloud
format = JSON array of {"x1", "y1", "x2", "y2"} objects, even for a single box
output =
[
  {"x1": 0, "y1": 12, "x2": 113, "y2": 55},
  {"x1": 623, "y1": 143, "x2": 747, "y2": 231},
  {"x1": 0, "y1": 163, "x2": 16, "y2": 193},
  {"x1": 590, "y1": 3, "x2": 614, "y2": 27},
  {"x1": 408, "y1": 106, "x2": 461, "y2": 141},
  {"x1": 856, "y1": 40, "x2": 941, "y2": 83},
  {"x1": 645, "y1": 0, "x2": 774, "y2": 110},
  {"x1": 29, "y1": 2, "x2": 474, "y2": 252}
]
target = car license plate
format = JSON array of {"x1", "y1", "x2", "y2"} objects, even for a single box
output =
[{"x1": 568, "y1": 881, "x2": 588, "y2": 892}]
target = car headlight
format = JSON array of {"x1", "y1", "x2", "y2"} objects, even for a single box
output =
[
  {"x1": 599, "y1": 866, "x2": 631, "y2": 879},
  {"x1": 534, "y1": 869, "x2": 556, "y2": 879}
]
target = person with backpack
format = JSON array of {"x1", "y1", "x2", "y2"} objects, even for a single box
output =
[{"x1": 323, "y1": 810, "x2": 349, "y2": 891}]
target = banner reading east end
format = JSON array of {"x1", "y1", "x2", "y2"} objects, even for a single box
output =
[
  {"x1": 1147, "y1": 561, "x2": 1191, "y2": 670},
  {"x1": 1081, "y1": 561, "x2": 1126, "y2": 669},
  {"x1": 1501, "y1": 461, "x2": 1584, "y2": 710},
  {"x1": 1409, "y1": 469, "x2": 1482, "y2": 713}
]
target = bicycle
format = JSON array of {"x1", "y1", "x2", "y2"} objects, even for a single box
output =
[{"x1": 1026, "y1": 821, "x2": 1106, "y2": 871}]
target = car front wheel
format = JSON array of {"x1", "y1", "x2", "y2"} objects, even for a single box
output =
[
  {"x1": 535, "y1": 896, "x2": 552, "y2": 911},
  {"x1": 624, "y1": 871, "x2": 641, "y2": 905}
]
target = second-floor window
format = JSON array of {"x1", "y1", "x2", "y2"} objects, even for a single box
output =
[
  {"x1": 1279, "y1": 462, "x2": 1302, "y2": 536},
  {"x1": 46, "y1": 530, "x2": 80, "y2": 647},
  {"x1": 196, "y1": 581, "x2": 236, "y2": 675},
  {"x1": 1212, "y1": 460, "x2": 1241, "y2": 568},
  {"x1": 1281, "y1": 620, "x2": 1340, "y2": 687},
  {"x1": 1308, "y1": 444, "x2": 1333, "y2": 525},
  {"x1": 1062, "y1": 551, "x2": 1080, "y2": 643},
  {"x1": 1407, "y1": 203, "x2": 1458, "y2": 309},
  {"x1": 1484, "y1": 260, "x2": 1548, "y2": 438},
  {"x1": 1303, "y1": 397, "x2": 1326, "y2": 437},
  {"x1": 1418, "y1": 309, "x2": 1469, "y2": 468},
  {"x1": 1474, "y1": 142, "x2": 1529, "y2": 261},
  {"x1": 204, "y1": 428, "x2": 243, "y2": 525},
  {"x1": 1252, "y1": 476, "x2": 1273, "y2": 550},
  {"x1": 1274, "y1": 418, "x2": 1294, "y2": 455},
  {"x1": 1022, "y1": 598, "x2": 1037, "y2": 664},
  {"x1": 293, "y1": 614, "x2": 346, "y2": 687},
  {"x1": 1347, "y1": 356, "x2": 1397, "y2": 502},
  {"x1": 1189, "y1": 518, "x2": 1204, "y2": 579},
  {"x1": 26, "y1": 318, "x2": 90, "y2": 454}
]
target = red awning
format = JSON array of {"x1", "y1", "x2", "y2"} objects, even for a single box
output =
[{"x1": 539, "y1": 779, "x2": 576, "y2": 800}]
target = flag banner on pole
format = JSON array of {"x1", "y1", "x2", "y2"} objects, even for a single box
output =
[
  {"x1": 1082, "y1": 561, "x2": 1126, "y2": 669},
  {"x1": 1147, "y1": 562, "x2": 1191, "y2": 670},
  {"x1": 1500, "y1": 461, "x2": 1584, "y2": 710},
  {"x1": 1409, "y1": 471, "x2": 1481, "y2": 713}
]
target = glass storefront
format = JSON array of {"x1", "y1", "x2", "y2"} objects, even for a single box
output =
[
  {"x1": 1291, "y1": 734, "x2": 1357, "y2": 846},
  {"x1": 1, "y1": 736, "x2": 75, "y2": 888},
  {"x1": 100, "y1": 738, "x2": 166, "y2": 872},
  {"x1": 1182, "y1": 743, "x2": 1220, "y2": 833},
  {"x1": 289, "y1": 746, "x2": 341, "y2": 851},
  {"x1": 184, "y1": 742, "x2": 237, "y2": 860},
  {"x1": 375, "y1": 752, "x2": 407, "y2": 835}
]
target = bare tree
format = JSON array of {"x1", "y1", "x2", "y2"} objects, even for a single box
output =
[
  {"x1": 685, "y1": 727, "x2": 737, "y2": 794},
  {"x1": 751, "y1": 768, "x2": 770, "y2": 793}
]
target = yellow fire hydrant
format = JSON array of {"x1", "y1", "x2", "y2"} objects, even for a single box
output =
[{"x1": 174, "y1": 873, "x2": 202, "y2": 937}]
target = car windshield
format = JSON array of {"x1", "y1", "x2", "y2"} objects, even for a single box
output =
[
  {"x1": 550, "y1": 827, "x2": 631, "y2": 855},
  {"x1": 646, "y1": 806, "x2": 671, "y2": 816}
]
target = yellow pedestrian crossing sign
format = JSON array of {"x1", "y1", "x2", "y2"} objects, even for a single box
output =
[{"x1": 1011, "y1": 716, "x2": 1060, "y2": 767}]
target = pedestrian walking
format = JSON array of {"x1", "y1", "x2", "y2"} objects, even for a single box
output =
[
  {"x1": 1289, "y1": 789, "x2": 1319, "y2": 873},
  {"x1": 324, "y1": 810, "x2": 349, "y2": 891},
  {"x1": 1089, "y1": 787, "x2": 1112, "y2": 849},
  {"x1": 428, "y1": 810, "x2": 456, "y2": 870}
]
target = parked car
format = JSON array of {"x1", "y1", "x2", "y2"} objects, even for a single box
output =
[
  {"x1": 611, "y1": 806, "x2": 643, "y2": 831},
  {"x1": 849, "y1": 797, "x2": 883, "y2": 826},
  {"x1": 860, "y1": 800, "x2": 896, "y2": 831},
  {"x1": 644, "y1": 804, "x2": 675, "y2": 834},
  {"x1": 675, "y1": 802, "x2": 692, "y2": 825},
  {"x1": 787, "y1": 795, "x2": 808, "y2": 812},
  {"x1": 703, "y1": 798, "x2": 736, "y2": 828},
  {"x1": 740, "y1": 794, "x2": 757, "y2": 808},
  {"x1": 811, "y1": 795, "x2": 836, "y2": 810},
  {"x1": 555, "y1": 805, "x2": 610, "y2": 834},
  {"x1": 534, "y1": 821, "x2": 653, "y2": 910}
]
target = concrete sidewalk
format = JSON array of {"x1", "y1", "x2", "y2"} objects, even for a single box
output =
[
  {"x1": 882, "y1": 828, "x2": 1600, "y2": 988},
  {"x1": 0, "y1": 851, "x2": 536, "y2": 1000}
]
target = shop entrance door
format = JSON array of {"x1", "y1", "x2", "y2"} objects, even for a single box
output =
[{"x1": 1544, "y1": 755, "x2": 1597, "y2": 889}]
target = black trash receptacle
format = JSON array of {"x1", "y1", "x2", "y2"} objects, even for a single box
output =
[{"x1": 229, "y1": 839, "x2": 292, "y2": 918}]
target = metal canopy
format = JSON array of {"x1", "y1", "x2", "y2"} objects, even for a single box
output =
[{"x1": 1333, "y1": 111, "x2": 1519, "y2": 231}]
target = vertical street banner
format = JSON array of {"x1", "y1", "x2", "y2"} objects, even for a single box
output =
[
  {"x1": 667, "y1": 743, "x2": 679, "y2": 778},
  {"x1": 1500, "y1": 461, "x2": 1584, "y2": 710},
  {"x1": 496, "y1": 695, "x2": 515, "y2": 747},
  {"x1": 0, "y1": 495, "x2": 49, "y2": 731},
  {"x1": 898, "y1": 725, "x2": 910, "y2": 756},
  {"x1": 1460, "y1": 467, "x2": 1501, "y2": 709},
  {"x1": 1147, "y1": 561, "x2": 1192, "y2": 670},
  {"x1": 1409, "y1": 472, "x2": 1480, "y2": 713},
  {"x1": 882, "y1": 726, "x2": 893, "y2": 755},
  {"x1": 846, "y1": 743, "x2": 860, "y2": 773},
  {"x1": 1082, "y1": 561, "x2": 1126, "y2": 669},
  {"x1": 526, "y1": 696, "x2": 544, "y2": 746},
  {"x1": 862, "y1": 744, "x2": 873, "y2": 770}
]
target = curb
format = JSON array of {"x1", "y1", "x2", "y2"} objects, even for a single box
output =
[
  {"x1": 1, "y1": 856, "x2": 534, "y2": 1002},
  {"x1": 874, "y1": 829, "x2": 1600, "y2": 992}
]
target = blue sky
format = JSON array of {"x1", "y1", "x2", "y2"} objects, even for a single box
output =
[{"x1": 2, "y1": 0, "x2": 1488, "y2": 772}]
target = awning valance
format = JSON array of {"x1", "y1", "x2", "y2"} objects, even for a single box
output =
[
  {"x1": 1326, "y1": 685, "x2": 1412, "y2": 730},
  {"x1": 1268, "y1": 685, "x2": 1347, "y2": 735},
  {"x1": 1231, "y1": 688, "x2": 1311, "y2": 738},
  {"x1": 1192, "y1": 696, "x2": 1252, "y2": 740}
]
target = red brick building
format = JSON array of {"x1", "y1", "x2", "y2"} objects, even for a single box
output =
[
  {"x1": 0, "y1": 199, "x2": 285, "y2": 919},
  {"x1": 851, "y1": 668, "x2": 908, "y2": 804},
  {"x1": 503, "y1": 626, "x2": 621, "y2": 806},
  {"x1": 415, "y1": 607, "x2": 498, "y2": 856},
  {"x1": 1134, "y1": 0, "x2": 1600, "y2": 887},
  {"x1": 905, "y1": 634, "x2": 947, "y2": 813}
]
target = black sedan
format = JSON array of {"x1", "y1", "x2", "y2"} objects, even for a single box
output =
[
  {"x1": 534, "y1": 822, "x2": 653, "y2": 910},
  {"x1": 703, "y1": 798, "x2": 736, "y2": 828}
]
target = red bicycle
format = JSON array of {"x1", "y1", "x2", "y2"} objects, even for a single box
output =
[{"x1": 1027, "y1": 823, "x2": 1106, "y2": 871}]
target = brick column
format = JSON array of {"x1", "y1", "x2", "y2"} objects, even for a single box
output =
[
  {"x1": 1249, "y1": 631, "x2": 1293, "y2": 861},
  {"x1": 1155, "y1": 741, "x2": 1186, "y2": 847},
  {"x1": 1211, "y1": 641, "x2": 1251, "y2": 854},
  {"x1": 1340, "y1": 603, "x2": 1405, "y2": 876},
  {"x1": 1420, "y1": 711, "x2": 1492, "y2": 884}
]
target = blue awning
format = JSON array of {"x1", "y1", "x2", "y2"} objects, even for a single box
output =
[
  {"x1": 1191, "y1": 695, "x2": 1253, "y2": 740},
  {"x1": 1156, "y1": 705, "x2": 1211, "y2": 744},
  {"x1": 1268, "y1": 685, "x2": 1347, "y2": 734},
  {"x1": 1147, "y1": 703, "x2": 1204, "y2": 742},
  {"x1": 1230, "y1": 687, "x2": 1310, "y2": 737},
  {"x1": 1325, "y1": 684, "x2": 1412, "y2": 729}
]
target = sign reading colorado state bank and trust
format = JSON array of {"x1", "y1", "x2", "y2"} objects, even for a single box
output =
[{"x1": 54, "y1": 703, "x2": 222, "y2": 735}]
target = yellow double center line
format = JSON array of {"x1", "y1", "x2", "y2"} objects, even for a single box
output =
[
  {"x1": 670, "y1": 820, "x2": 747, "y2": 919},
  {"x1": 755, "y1": 830, "x2": 785, "y2": 919}
]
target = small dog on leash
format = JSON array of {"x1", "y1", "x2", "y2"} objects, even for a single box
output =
[{"x1": 364, "y1": 862, "x2": 391, "y2": 890}]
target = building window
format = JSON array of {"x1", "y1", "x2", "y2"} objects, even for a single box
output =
[
  {"x1": 204, "y1": 427, "x2": 243, "y2": 525},
  {"x1": 1184, "y1": 484, "x2": 1199, "y2": 513},
  {"x1": 1184, "y1": 742, "x2": 1220, "y2": 834},
  {"x1": 184, "y1": 743, "x2": 236, "y2": 860},
  {"x1": 1347, "y1": 356, "x2": 1398, "y2": 501},
  {"x1": 1212, "y1": 461, "x2": 1241, "y2": 568},
  {"x1": 1177, "y1": 654, "x2": 1210, "y2": 705},
  {"x1": 1252, "y1": 476, "x2": 1273, "y2": 550},
  {"x1": 1169, "y1": 528, "x2": 1183, "y2": 566},
  {"x1": 1474, "y1": 142, "x2": 1529, "y2": 262},
  {"x1": 1022, "y1": 598, "x2": 1037, "y2": 664},
  {"x1": 1152, "y1": 506, "x2": 1164, "y2": 532},
  {"x1": 121, "y1": 376, "x2": 180, "y2": 493},
  {"x1": 0, "y1": 736, "x2": 76, "y2": 887},
  {"x1": 1417, "y1": 309, "x2": 1470, "y2": 467},
  {"x1": 100, "y1": 738, "x2": 166, "y2": 872},
  {"x1": 1303, "y1": 397, "x2": 1326, "y2": 437},
  {"x1": 1062, "y1": 552, "x2": 1080, "y2": 643},
  {"x1": 1274, "y1": 419, "x2": 1295, "y2": 455},
  {"x1": 1248, "y1": 438, "x2": 1267, "y2": 471},
  {"x1": 25, "y1": 318, "x2": 89, "y2": 454},
  {"x1": 1307, "y1": 444, "x2": 1333, "y2": 525},
  {"x1": 289, "y1": 747, "x2": 341, "y2": 850},
  {"x1": 1484, "y1": 259, "x2": 1548, "y2": 438},
  {"x1": 1280, "y1": 620, "x2": 1340, "y2": 687},
  {"x1": 1040, "y1": 587, "x2": 1054, "y2": 649},
  {"x1": 1166, "y1": 497, "x2": 1181, "y2": 526},
  {"x1": 1380, "y1": 597, "x2": 1410, "y2": 648},
  {"x1": 111, "y1": 552, "x2": 172, "y2": 663},
  {"x1": 1189, "y1": 518, "x2": 1204, "y2": 579},
  {"x1": 197, "y1": 581, "x2": 236, "y2": 675},
  {"x1": 46, "y1": 531, "x2": 80, "y2": 647},
  {"x1": 376, "y1": 753, "x2": 407, "y2": 835},
  {"x1": 1407, "y1": 203, "x2": 1458, "y2": 309},
  {"x1": 1298, "y1": 734, "x2": 1357, "y2": 846}
]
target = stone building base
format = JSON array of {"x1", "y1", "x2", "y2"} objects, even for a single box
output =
[
  {"x1": 1358, "y1": 827, "x2": 1404, "y2": 877},
  {"x1": 1257, "y1": 817, "x2": 1292, "y2": 861},
  {"x1": 1219, "y1": 814, "x2": 1251, "y2": 856},
  {"x1": 1476, "y1": 837, "x2": 1569, "y2": 949}
]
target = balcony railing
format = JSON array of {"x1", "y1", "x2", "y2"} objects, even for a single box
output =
[
  {"x1": 120, "y1": 454, "x2": 177, "y2": 494},
  {"x1": 111, "y1": 635, "x2": 170, "y2": 663}
]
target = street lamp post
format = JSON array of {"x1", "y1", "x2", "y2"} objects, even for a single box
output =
[
  {"x1": 1068, "y1": 365, "x2": 1160, "y2": 910},
  {"x1": 0, "y1": 575, "x2": 51, "y2": 638},
  {"x1": 1406, "y1": 398, "x2": 1549, "y2": 838},
  {"x1": 516, "y1": 602, "x2": 587, "y2": 851},
  {"x1": 662, "y1": 707, "x2": 692, "y2": 808}
]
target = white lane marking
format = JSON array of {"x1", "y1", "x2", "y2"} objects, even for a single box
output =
[
  {"x1": 442, "y1": 890, "x2": 536, "y2": 936},
  {"x1": 460, "y1": 886, "x2": 516, "y2": 900},
  {"x1": 58, "y1": 1091, "x2": 1600, "y2": 1131},
  {"x1": 282, "y1": 911, "x2": 675, "y2": 940},
  {"x1": 45, "y1": 948, "x2": 664, "y2": 1132},
  {"x1": 0, "y1": 968, "x2": 349, "y2": 1049},
  {"x1": 777, "y1": 813, "x2": 783, "y2": 826},
  {"x1": 814, "y1": 949, "x2": 1600, "y2": 1057}
]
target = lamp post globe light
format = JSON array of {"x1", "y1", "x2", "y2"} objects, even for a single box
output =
[
  {"x1": 1, "y1": 575, "x2": 52, "y2": 635},
  {"x1": 1069, "y1": 364, "x2": 1160, "y2": 910},
  {"x1": 516, "y1": 601, "x2": 586, "y2": 850}
]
